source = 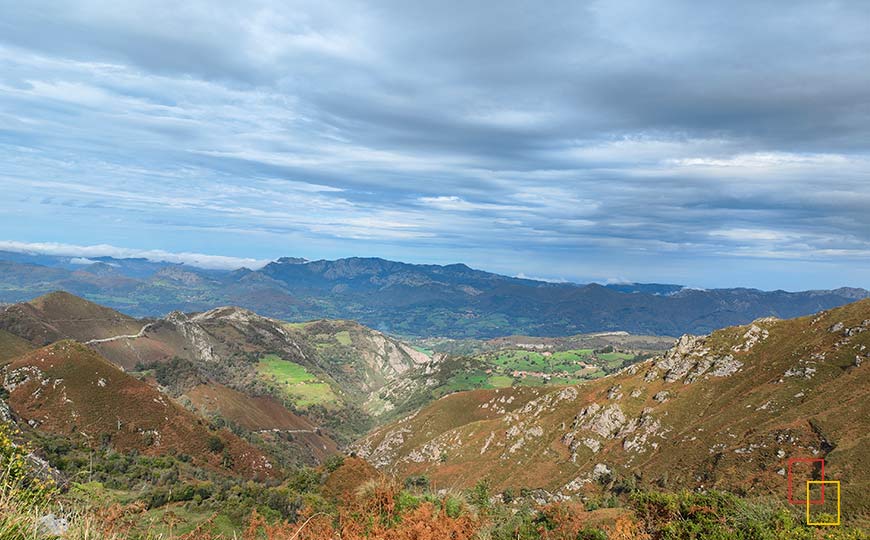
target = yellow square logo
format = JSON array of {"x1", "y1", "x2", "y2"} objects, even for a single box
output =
[{"x1": 806, "y1": 480, "x2": 840, "y2": 526}]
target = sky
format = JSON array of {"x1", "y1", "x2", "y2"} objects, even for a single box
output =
[{"x1": 1, "y1": 1, "x2": 869, "y2": 290}]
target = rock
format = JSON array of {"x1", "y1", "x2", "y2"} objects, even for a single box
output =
[
  {"x1": 583, "y1": 438, "x2": 601, "y2": 453},
  {"x1": 630, "y1": 388, "x2": 643, "y2": 398},
  {"x1": 784, "y1": 366, "x2": 816, "y2": 379},
  {"x1": 0, "y1": 399, "x2": 11, "y2": 422},
  {"x1": 620, "y1": 411, "x2": 663, "y2": 453},
  {"x1": 564, "y1": 476, "x2": 592, "y2": 492},
  {"x1": 653, "y1": 391, "x2": 670, "y2": 403},
  {"x1": 732, "y1": 325, "x2": 769, "y2": 352},
  {"x1": 557, "y1": 387, "x2": 579, "y2": 401},
  {"x1": 591, "y1": 463, "x2": 612, "y2": 481},
  {"x1": 562, "y1": 403, "x2": 626, "y2": 460},
  {"x1": 829, "y1": 322, "x2": 845, "y2": 333},
  {"x1": 607, "y1": 385, "x2": 623, "y2": 400},
  {"x1": 37, "y1": 514, "x2": 69, "y2": 537},
  {"x1": 708, "y1": 355, "x2": 743, "y2": 377},
  {"x1": 657, "y1": 335, "x2": 709, "y2": 382},
  {"x1": 579, "y1": 404, "x2": 627, "y2": 438},
  {"x1": 683, "y1": 357, "x2": 714, "y2": 384}
]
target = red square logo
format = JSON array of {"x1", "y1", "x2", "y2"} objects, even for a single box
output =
[{"x1": 787, "y1": 457, "x2": 825, "y2": 505}]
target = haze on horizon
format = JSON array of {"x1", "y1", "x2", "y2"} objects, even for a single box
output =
[{"x1": 1, "y1": 1, "x2": 869, "y2": 291}]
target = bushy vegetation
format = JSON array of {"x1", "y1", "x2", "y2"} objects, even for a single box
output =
[
  {"x1": 139, "y1": 357, "x2": 206, "y2": 395},
  {"x1": 5, "y1": 309, "x2": 870, "y2": 538},
  {"x1": 5, "y1": 428, "x2": 867, "y2": 540},
  {"x1": 0, "y1": 422, "x2": 53, "y2": 505},
  {"x1": 629, "y1": 490, "x2": 868, "y2": 540}
]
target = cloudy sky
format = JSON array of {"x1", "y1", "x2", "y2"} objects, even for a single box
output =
[{"x1": 1, "y1": 0, "x2": 869, "y2": 289}]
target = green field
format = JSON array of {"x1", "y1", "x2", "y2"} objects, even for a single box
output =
[
  {"x1": 256, "y1": 354, "x2": 339, "y2": 407},
  {"x1": 334, "y1": 330, "x2": 352, "y2": 346},
  {"x1": 427, "y1": 347, "x2": 638, "y2": 396},
  {"x1": 487, "y1": 374, "x2": 515, "y2": 388},
  {"x1": 411, "y1": 345, "x2": 434, "y2": 357},
  {"x1": 484, "y1": 348, "x2": 596, "y2": 374}
]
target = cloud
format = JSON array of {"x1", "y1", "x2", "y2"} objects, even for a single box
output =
[
  {"x1": 514, "y1": 273, "x2": 569, "y2": 283},
  {"x1": 0, "y1": 1, "x2": 869, "y2": 289},
  {"x1": 69, "y1": 257, "x2": 98, "y2": 265},
  {"x1": 0, "y1": 241, "x2": 271, "y2": 270}
]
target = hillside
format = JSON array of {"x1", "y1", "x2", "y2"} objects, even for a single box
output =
[
  {"x1": 80, "y1": 304, "x2": 441, "y2": 435},
  {"x1": 0, "y1": 328, "x2": 33, "y2": 364},
  {"x1": 355, "y1": 300, "x2": 870, "y2": 517},
  {"x1": 2, "y1": 254, "x2": 868, "y2": 338},
  {"x1": 0, "y1": 293, "x2": 341, "y2": 467},
  {"x1": 2, "y1": 341, "x2": 274, "y2": 478},
  {"x1": 0, "y1": 291, "x2": 143, "y2": 345},
  {"x1": 283, "y1": 319, "x2": 436, "y2": 416},
  {"x1": 185, "y1": 382, "x2": 339, "y2": 463},
  {"x1": 0, "y1": 293, "x2": 440, "y2": 443}
]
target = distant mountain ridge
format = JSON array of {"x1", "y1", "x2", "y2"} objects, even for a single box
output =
[{"x1": 0, "y1": 251, "x2": 867, "y2": 338}]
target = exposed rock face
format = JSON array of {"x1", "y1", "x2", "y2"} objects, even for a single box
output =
[
  {"x1": 591, "y1": 463, "x2": 612, "y2": 481},
  {"x1": 607, "y1": 385, "x2": 623, "y2": 400},
  {"x1": 708, "y1": 355, "x2": 743, "y2": 377},
  {"x1": 845, "y1": 326, "x2": 867, "y2": 337},
  {"x1": 355, "y1": 331, "x2": 431, "y2": 388},
  {"x1": 164, "y1": 311, "x2": 218, "y2": 362},
  {"x1": 656, "y1": 334, "x2": 708, "y2": 382},
  {"x1": 620, "y1": 410, "x2": 663, "y2": 453},
  {"x1": 784, "y1": 366, "x2": 817, "y2": 379},
  {"x1": 649, "y1": 331, "x2": 747, "y2": 384},
  {"x1": 562, "y1": 403, "x2": 631, "y2": 460},
  {"x1": 656, "y1": 335, "x2": 709, "y2": 382},
  {"x1": 732, "y1": 324, "x2": 769, "y2": 352},
  {"x1": 576, "y1": 404, "x2": 627, "y2": 438},
  {"x1": 355, "y1": 426, "x2": 412, "y2": 468}
]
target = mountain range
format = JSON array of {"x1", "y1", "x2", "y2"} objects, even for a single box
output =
[
  {"x1": 1, "y1": 250, "x2": 867, "y2": 338},
  {"x1": 1, "y1": 290, "x2": 868, "y2": 533}
]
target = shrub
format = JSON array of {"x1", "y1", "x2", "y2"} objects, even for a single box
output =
[
  {"x1": 0, "y1": 422, "x2": 53, "y2": 505},
  {"x1": 207, "y1": 435, "x2": 225, "y2": 453},
  {"x1": 323, "y1": 454, "x2": 345, "y2": 473}
]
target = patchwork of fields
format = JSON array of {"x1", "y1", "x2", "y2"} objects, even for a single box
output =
[{"x1": 431, "y1": 347, "x2": 640, "y2": 397}]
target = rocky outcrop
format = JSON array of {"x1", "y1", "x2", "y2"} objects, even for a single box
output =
[
  {"x1": 648, "y1": 332, "x2": 746, "y2": 384},
  {"x1": 656, "y1": 335, "x2": 710, "y2": 382},
  {"x1": 732, "y1": 324, "x2": 769, "y2": 352}
]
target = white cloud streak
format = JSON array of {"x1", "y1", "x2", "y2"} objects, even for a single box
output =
[{"x1": 0, "y1": 241, "x2": 271, "y2": 270}]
